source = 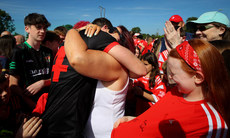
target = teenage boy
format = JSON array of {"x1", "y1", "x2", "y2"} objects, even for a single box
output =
[{"x1": 9, "y1": 13, "x2": 53, "y2": 112}]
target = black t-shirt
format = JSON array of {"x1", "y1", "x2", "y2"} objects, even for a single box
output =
[
  {"x1": 40, "y1": 31, "x2": 118, "y2": 138},
  {"x1": 9, "y1": 42, "x2": 53, "y2": 101}
]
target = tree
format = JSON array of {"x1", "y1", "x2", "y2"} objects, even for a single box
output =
[
  {"x1": 62, "y1": 24, "x2": 73, "y2": 30},
  {"x1": 0, "y1": 9, "x2": 15, "y2": 33},
  {"x1": 131, "y1": 27, "x2": 141, "y2": 34}
]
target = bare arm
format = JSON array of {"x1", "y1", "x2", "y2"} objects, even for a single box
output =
[
  {"x1": 84, "y1": 24, "x2": 147, "y2": 78},
  {"x1": 25, "y1": 79, "x2": 51, "y2": 96},
  {"x1": 107, "y1": 45, "x2": 147, "y2": 78},
  {"x1": 65, "y1": 29, "x2": 122, "y2": 81}
]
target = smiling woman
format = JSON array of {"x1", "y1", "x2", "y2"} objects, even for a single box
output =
[
  {"x1": 111, "y1": 39, "x2": 230, "y2": 138},
  {"x1": 191, "y1": 11, "x2": 230, "y2": 41}
]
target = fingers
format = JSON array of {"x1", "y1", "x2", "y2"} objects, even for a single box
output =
[
  {"x1": 28, "y1": 118, "x2": 42, "y2": 137},
  {"x1": 84, "y1": 24, "x2": 101, "y2": 37},
  {"x1": 113, "y1": 116, "x2": 135, "y2": 128}
]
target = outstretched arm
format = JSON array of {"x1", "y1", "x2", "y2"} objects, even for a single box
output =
[{"x1": 65, "y1": 29, "x2": 122, "y2": 81}]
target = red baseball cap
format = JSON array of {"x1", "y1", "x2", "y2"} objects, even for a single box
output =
[{"x1": 169, "y1": 15, "x2": 183, "y2": 23}]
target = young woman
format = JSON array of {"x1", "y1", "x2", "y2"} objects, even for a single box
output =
[
  {"x1": 112, "y1": 39, "x2": 230, "y2": 137},
  {"x1": 132, "y1": 52, "x2": 166, "y2": 115}
]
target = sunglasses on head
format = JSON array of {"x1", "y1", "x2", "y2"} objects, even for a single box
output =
[{"x1": 196, "y1": 25, "x2": 215, "y2": 31}]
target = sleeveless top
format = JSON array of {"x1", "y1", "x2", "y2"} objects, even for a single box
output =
[{"x1": 84, "y1": 78, "x2": 129, "y2": 138}]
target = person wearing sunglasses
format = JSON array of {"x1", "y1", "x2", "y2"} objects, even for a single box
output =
[
  {"x1": 39, "y1": 18, "x2": 147, "y2": 138},
  {"x1": 191, "y1": 11, "x2": 230, "y2": 41}
]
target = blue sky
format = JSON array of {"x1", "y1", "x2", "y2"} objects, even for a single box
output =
[{"x1": 1, "y1": 0, "x2": 230, "y2": 36}]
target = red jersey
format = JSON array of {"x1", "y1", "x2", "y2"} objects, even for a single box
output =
[
  {"x1": 134, "y1": 75, "x2": 166, "y2": 104},
  {"x1": 133, "y1": 75, "x2": 167, "y2": 116},
  {"x1": 112, "y1": 88, "x2": 228, "y2": 138},
  {"x1": 158, "y1": 50, "x2": 168, "y2": 74}
]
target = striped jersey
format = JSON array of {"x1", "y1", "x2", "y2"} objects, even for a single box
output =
[{"x1": 111, "y1": 87, "x2": 228, "y2": 138}]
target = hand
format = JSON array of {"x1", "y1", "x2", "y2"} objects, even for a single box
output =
[
  {"x1": 15, "y1": 117, "x2": 42, "y2": 138},
  {"x1": 113, "y1": 116, "x2": 136, "y2": 128},
  {"x1": 84, "y1": 23, "x2": 101, "y2": 37},
  {"x1": 163, "y1": 21, "x2": 183, "y2": 50},
  {"x1": 24, "y1": 80, "x2": 44, "y2": 96}
]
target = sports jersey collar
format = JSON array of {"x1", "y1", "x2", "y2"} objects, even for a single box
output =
[{"x1": 24, "y1": 41, "x2": 32, "y2": 49}]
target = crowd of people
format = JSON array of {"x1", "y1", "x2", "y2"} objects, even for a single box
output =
[{"x1": 0, "y1": 10, "x2": 229, "y2": 138}]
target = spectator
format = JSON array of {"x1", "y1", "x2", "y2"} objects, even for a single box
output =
[
  {"x1": 1, "y1": 31, "x2": 11, "y2": 37},
  {"x1": 14, "y1": 35, "x2": 25, "y2": 45},
  {"x1": 132, "y1": 52, "x2": 166, "y2": 116},
  {"x1": 112, "y1": 39, "x2": 230, "y2": 137},
  {"x1": 9, "y1": 13, "x2": 53, "y2": 113},
  {"x1": 54, "y1": 26, "x2": 67, "y2": 44},
  {"x1": 42, "y1": 30, "x2": 61, "y2": 56},
  {"x1": 0, "y1": 35, "x2": 16, "y2": 76},
  {"x1": 210, "y1": 40, "x2": 230, "y2": 76},
  {"x1": 191, "y1": 11, "x2": 230, "y2": 41},
  {"x1": 0, "y1": 74, "x2": 22, "y2": 138}
]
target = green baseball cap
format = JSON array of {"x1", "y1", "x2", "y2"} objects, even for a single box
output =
[{"x1": 191, "y1": 11, "x2": 230, "y2": 27}]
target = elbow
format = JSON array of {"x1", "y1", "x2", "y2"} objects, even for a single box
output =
[{"x1": 68, "y1": 55, "x2": 85, "y2": 69}]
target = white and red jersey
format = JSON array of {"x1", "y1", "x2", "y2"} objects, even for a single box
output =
[
  {"x1": 112, "y1": 87, "x2": 228, "y2": 138},
  {"x1": 158, "y1": 49, "x2": 169, "y2": 74},
  {"x1": 133, "y1": 75, "x2": 166, "y2": 104}
]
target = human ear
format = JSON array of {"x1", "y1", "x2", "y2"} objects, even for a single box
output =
[
  {"x1": 194, "y1": 71, "x2": 204, "y2": 84},
  {"x1": 218, "y1": 26, "x2": 226, "y2": 36},
  {"x1": 25, "y1": 26, "x2": 30, "y2": 34}
]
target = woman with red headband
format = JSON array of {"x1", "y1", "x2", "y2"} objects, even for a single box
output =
[{"x1": 111, "y1": 39, "x2": 230, "y2": 137}]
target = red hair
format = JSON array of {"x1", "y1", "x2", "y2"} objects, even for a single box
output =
[
  {"x1": 73, "y1": 21, "x2": 90, "y2": 29},
  {"x1": 169, "y1": 39, "x2": 230, "y2": 127}
]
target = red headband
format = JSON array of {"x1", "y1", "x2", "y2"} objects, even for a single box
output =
[{"x1": 176, "y1": 41, "x2": 202, "y2": 71}]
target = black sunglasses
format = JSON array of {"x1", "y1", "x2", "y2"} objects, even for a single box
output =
[
  {"x1": 196, "y1": 25, "x2": 215, "y2": 31},
  {"x1": 109, "y1": 27, "x2": 122, "y2": 39}
]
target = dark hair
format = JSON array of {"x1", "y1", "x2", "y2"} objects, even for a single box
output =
[
  {"x1": 54, "y1": 26, "x2": 68, "y2": 36},
  {"x1": 117, "y1": 25, "x2": 135, "y2": 53},
  {"x1": 212, "y1": 22, "x2": 230, "y2": 41},
  {"x1": 141, "y1": 52, "x2": 160, "y2": 89},
  {"x1": 92, "y1": 18, "x2": 113, "y2": 28},
  {"x1": 42, "y1": 31, "x2": 61, "y2": 45},
  {"x1": 0, "y1": 35, "x2": 16, "y2": 58},
  {"x1": 24, "y1": 13, "x2": 51, "y2": 28},
  {"x1": 210, "y1": 40, "x2": 230, "y2": 77}
]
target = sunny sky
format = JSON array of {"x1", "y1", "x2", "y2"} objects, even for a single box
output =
[{"x1": 1, "y1": 0, "x2": 230, "y2": 36}]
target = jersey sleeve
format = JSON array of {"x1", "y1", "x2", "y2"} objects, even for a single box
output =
[{"x1": 9, "y1": 46, "x2": 24, "y2": 76}]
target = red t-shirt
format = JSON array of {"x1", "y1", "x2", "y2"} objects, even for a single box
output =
[
  {"x1": 111, "y1": 87, "x2": 228, "y2": 138},
  {"x1": 134, "y1": 75, "x2": 166, "y2": 104},
  {"x1": 133, "y1": 75, "x2": 166, "y2": 115}
]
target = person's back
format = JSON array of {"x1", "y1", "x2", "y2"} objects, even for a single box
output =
[{"x1": 40, "y1": 30, "x2": 119, "y2": 138}]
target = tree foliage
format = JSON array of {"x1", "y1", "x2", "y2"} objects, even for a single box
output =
[
  {"x1": 62, "y1": 24, "x2": 73, "y2": 30},
  {"x1": 131, "y1": 27, "x2": 141, "y2": 33},
  {"x1": 0, "y1": 9, "x2": 15, "y2": 33}
]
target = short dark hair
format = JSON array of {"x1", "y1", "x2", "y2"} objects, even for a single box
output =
[
  {"x1": 92, "y1": 18, "x2": 113, "y2": 28},
  {"x1": 42, "y1": 31, "x2": 60, "y2": 45},
  {"x1": 24, "y1": 13, "x2": 51, "y2": 28}
]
